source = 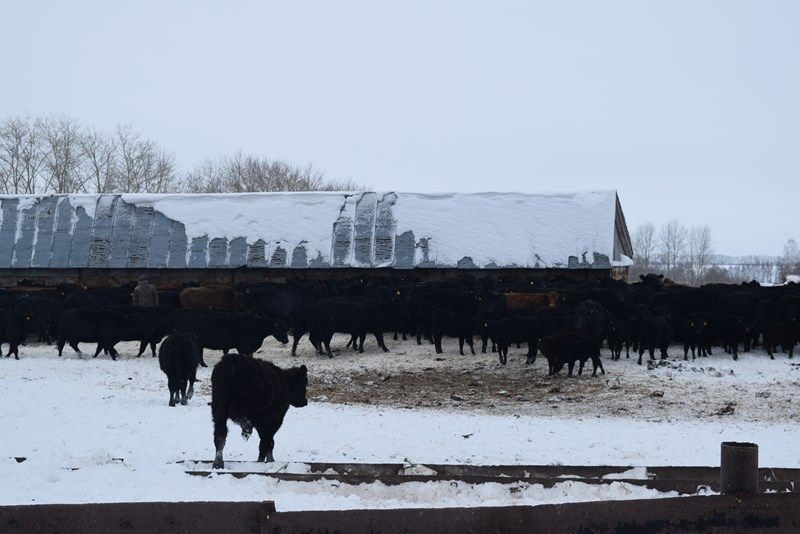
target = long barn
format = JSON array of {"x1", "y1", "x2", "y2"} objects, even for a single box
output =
[{"x1": 0, "y1": 191, "x2": 633, "y2": 287}]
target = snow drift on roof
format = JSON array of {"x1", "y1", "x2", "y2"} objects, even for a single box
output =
[{"x1": 0, "y1": 191, "x2": 626, "y2": 270}]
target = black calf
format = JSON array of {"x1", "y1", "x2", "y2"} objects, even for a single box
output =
[{"x1": 158, "y1": 333, "x2": 200, "y2": 406}]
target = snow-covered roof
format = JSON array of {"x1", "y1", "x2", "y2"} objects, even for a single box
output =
[{"x1": 0, "y1": 191, "x2": 632, "y2": 270}]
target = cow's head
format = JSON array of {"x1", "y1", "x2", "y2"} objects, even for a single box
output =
[
  {"x1": 639, "y1": 273, "x2": 664, "y2": 289},
  {"x1": 268, "y1": 318, "x2": 290, "y2": 344},
  {"x1": 287, "y1": 365, "x2": 309, "y2": 408}
]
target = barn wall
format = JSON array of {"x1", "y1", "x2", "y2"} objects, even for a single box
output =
[{"x1": 0, "y1": 268, "x2": 612, "y2": 289}]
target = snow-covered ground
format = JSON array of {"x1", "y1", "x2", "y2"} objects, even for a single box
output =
[{"x1": 2, "y1": 337, "x2": 798, "y2": 510}]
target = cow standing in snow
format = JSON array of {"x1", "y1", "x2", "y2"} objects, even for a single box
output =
[
  {"x1": 211, "y1": 354, "x2": 308, "y2": 469},
  {"x1": 158, "y1": 333, "x2": 200, "y2": 406}
]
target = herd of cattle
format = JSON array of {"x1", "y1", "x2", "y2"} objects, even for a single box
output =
[
  {"x1": 1, "y1": 273, "x2": 799, "y2": 376},
  {"x1": 4, "y1": 272, "x2": 800, "y2": 467}
]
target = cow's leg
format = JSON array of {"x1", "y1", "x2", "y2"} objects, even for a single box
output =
[
  {"x1": 637, "y1": 346, "x2": 644, "y2": 365},
  {"x1": 467, "y1": 337, "x2": 475, "y2": 355},
  {"x1": 93, "y1": 343, "x2": 104, "y2": 358},
  {"x1": 578, "y1": 359, "x2": 585, "y2": 376},
  {"x1": 168, "y1": 378, "x2": 177, "y2": 407},
  {"x1": 324, "y1": 338, "x2": 334, "y2": 359},
  {"x1": 109, "y1": 345, "x2": 119, "y2": 361},
  {"x1": 458, "y1": 337, "x2": 465, "y2": 356},
  {"x1": 434, "y1": 336, "x2": 443, "y2": 354},
  {"x1": 150, "y1": 341, "x2": 157, "y2": 357},
  {"x1": 10, "y1": 343, "x2": 19, "y2": 360},
  {"x1": 69, "y1": 341, "x2": 81, "y2": 353},
  {"x1": 594, "y1": 356, "x2": 605, "y2": 376},
  {"x1": 57, "y1": 339, "x2": 65, "y2": 357},
  {"x1": 255, "y1": 417, "x2": 284, "y2": 463},
  {"x1": 481, "y1": 334, "x2": 488, "y2": 354},
  {"x1": 136, "y1": 340, "x2": 147, "y2": 358},
  {"x1": 291, "y1": 331, "x2": 304, "y2": 357},
  {"x1": 197, "y1": 348, "x2": 208, "y2": 367},
  {"x1": 212, "y1": 416, "x2": 228, "y2": 469},
  {"x1": 187, "y1": 379, "x2": 195, "y2": 400},
  {"x1": 180, "y1": 380, "x2": 188, "y2": 405},
  {"x1": 567, "y1": 361, "x2": 575, "y2": 377},
  {"x1": 223, "y1": 348, "x2": 229, "y2": 356},
  {"x1": 525, "y1": 344, "x2": 535, "y2": 365},
  {"x1": 376, "y1": 332, "x2": 389, "y2": 352}
]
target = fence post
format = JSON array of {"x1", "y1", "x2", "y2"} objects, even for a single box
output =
[{"x1": 720, "y1": 441, "x2": 759, "y2": 495}]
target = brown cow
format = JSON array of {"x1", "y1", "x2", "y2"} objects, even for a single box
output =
[
  {"x1": 7, "y1": 287, "x2": 63, "y2": 298},
  {"x1": 179, "y1": 286, "x2": 239, "y2": 309},
  {"x1": 502, "y1": 291, "x2": 560, "y2": 313}
]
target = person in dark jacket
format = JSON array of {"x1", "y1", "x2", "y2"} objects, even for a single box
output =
[{"x1": 132, "y1": 275, "x2": 159, "y2": 307}]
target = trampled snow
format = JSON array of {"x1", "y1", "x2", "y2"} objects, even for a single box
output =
[{"x1": 2, "y1": 340, "x2": 798, "y2": 510}]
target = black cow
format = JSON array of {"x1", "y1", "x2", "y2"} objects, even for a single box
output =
[
  {"x1": 700, "y1": 313, "x2": 755, "y2": 360},
  {"x1": 430, "y1": 309, "x2": 480, "y2": 356},
  {"x1": 670, "y1": 314, "x2": 706, "y2": 360},
  {"x1": 177, "y1": 310, "x2": 289, "y2": 366},
  {"x1": 488, "y1": 316, "x2": 540, "y2": 365},
  {"x1": 56, "y1": 307, "x2": 153, "y2": 360},
  {"x1": 158, "y1": 333, "x2": 200, "y2": 406},
  {"x1": 637, "y1": 315, "x2": 673, "y2": 365},
  {"x1": 211, "y1": 354, "x2": 308, "y2": 469},
  {"x1": 1, "y1": 310, "x2": 30, "y2": 359},
  {"x1": 105, "y1": 305, "x2": 178, "y2": 358},
  {"x1": 295, "y1": 299, "x2": 388, "y2": 358},
  {"x1": 14, "y1": 296, "x2": 60, "y2": 343},
  {"x1": 574, "y1": 300, "x2": 607, "y2": 347},
  {"x1": 606, "y1": 319, "x2": 631, "y2": 361},
  {"x1": 539, "y1": 330, "x2": 605, "y2": 377}
]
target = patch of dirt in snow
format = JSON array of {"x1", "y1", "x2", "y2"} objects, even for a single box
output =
[{"x1": 228, "y1": 335, "x2": 796, "y2": 423}]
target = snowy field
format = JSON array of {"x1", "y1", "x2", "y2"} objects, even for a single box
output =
[{"x1": 2, "y1": 336, "x2": 799, "y2": 511}]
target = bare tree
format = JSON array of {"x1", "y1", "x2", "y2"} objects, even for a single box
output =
[
  {"x1": 0, "y1": 115, "x2": 47, "y2": 193},
  {"x1": 42, "y1": 116, "x2": 86, "y2": 193},
  {"x1": 658, "y1": 219, "x2": 688, "y2": 276},
  {"x1": 184, "y1": 151, "x2": 365, "y2": 193},
  {"x1": 687, "y1": 224, "x2": 714, "y2": 284},
  {"x1": 79, "y1": 126, "x2": 118, "y2": 193},
  {"x1": 113, "y1": 124, "x2": 179, "y2": 193},
  {"x1": 780, "y1": 238, "x2": 800, "y2": 280},
  {"x1": 632, "y1": 221, "x2": 656, "y2": 269}
]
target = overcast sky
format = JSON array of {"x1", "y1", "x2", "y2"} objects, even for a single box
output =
[{"x1": 2, "y1": 1, "x2": 798, "y2": 256}]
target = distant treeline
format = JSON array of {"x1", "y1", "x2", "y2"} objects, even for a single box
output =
[{"x1": 631, "y1": 219, "x2": 798, "y2": 285}]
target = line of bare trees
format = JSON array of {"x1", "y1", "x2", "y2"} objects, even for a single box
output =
[
  {"x1": 632, "y1": 219, "x2": 799, "y2": 285},
  {"x1": 0, "y1": 114, "x2": 362, "y2": 195},
  {"x1": 632, "y1": 219, "x2": 715, "y2": 285}
]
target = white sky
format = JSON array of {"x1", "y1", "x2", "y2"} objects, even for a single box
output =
[{"x1": 1, "y1": 1, "x2": 798, "y2": 256}]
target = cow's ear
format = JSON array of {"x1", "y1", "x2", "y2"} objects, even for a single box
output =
[
  {"x1": 639, "y1": 275, "x2": 645, "y2": 280},
  {"x1": 658, "y1": 274, "x2": 664, "y2": 279},
  {"x1": 299, "y1": 365, "x2": 307, "y2": 374}
]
